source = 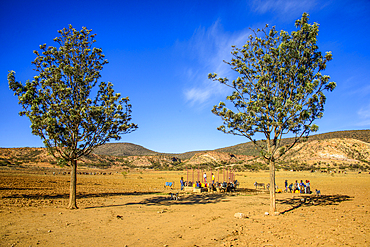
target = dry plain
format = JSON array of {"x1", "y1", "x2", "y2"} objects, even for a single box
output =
[{"x1": 0, "y1": 168, "x2": 369, "y2": 247}]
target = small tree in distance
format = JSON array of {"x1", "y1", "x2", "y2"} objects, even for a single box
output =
[
  {"x1": 209, "y1": 13, "x2": 336, "y2": 214},
  {"x1": 8, "y1": 25, "x2": 138, "y2": 209}
]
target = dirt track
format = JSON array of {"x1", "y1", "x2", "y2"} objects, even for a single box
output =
[{"x1": 1, "y1": 169, "x2": 369, "y2": 246}]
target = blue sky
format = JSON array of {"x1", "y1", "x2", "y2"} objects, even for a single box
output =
[{"x1": 1, "y1": 0, "x2": 369, "y2": 153}]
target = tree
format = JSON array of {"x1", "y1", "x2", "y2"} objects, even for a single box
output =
[
  {"x1": 209, "y1": 13, "x2": 336, "y2": 214},
  {"x1": 8, "y1": 25, "x2": 138, "y2": 209}
]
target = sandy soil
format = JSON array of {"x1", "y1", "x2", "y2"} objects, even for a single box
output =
[{"x1": 0, "y1": 168, "x2": 369, "y2": 246}]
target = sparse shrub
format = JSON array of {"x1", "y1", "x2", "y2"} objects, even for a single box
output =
[{"x1": 122, "y1": 171, "x2": 129, "y2": 178}]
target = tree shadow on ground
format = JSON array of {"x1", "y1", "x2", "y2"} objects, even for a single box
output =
[
  {"x1": 2, "y1": 191, "x2": 159, "y2": 200},
  {"x1": 237, "y1": 188, "x2": 269, "y2": 194},
  {"x1": 2, "y1": 187, "x2": 261, "y2": 208},
  {"x1": 124, "y1": 193, "x2": 228, "y2": 207},
  {"x1": 0, "y1": 187, "x2": 49, "y2": 191},
  {"x1": 277, "y1": 194, "x2": 352, "y2": 214}
]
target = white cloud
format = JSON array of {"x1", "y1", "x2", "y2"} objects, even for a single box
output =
[
  {"x1": 346, "y1": 84, "x2": 370, "y2": 97},
  {"x1": 355, "y1": 119, "x2": 370, "y2": 127},
  {"x1": 184, "y1": 88, "x2": 211, "y2": 104},
  {"x1": 356, "y1": 103, "x2": 370, "y2": 127},
  {"x1": 250, "y1": 0, "x2": 319, "y2": 16},
  {"x1": 179, "y1": 21, "x2": 252, "y2": 107},
  {"x1": 358, "y1": 105, "x2": 370, "y2": 119}
]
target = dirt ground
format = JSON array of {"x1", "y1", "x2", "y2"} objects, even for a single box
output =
[{"x1": 0, "y1": 168, "x2": 369, "y2": 247}]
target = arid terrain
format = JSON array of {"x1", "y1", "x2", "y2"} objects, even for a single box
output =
[
  {"x1": 1, "y1": 168, "x2": 369, "y2": 246},
  {"x1": 2, "y1": 130, "x2": 370, "y2": 171}
]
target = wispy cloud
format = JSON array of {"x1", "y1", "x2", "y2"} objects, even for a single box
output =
[
  {"x1": 346, "y1": 84, "x2": 370, "y2": 97},
  {"x1": 356, "y1": 103, "x2": 370, "y2": 127},
  {"x1": 178, "y1": 21, "x2": 252, "y2": 107},
  {"x1": 250, "y1": 0, "x2": 320, "y2": 17},
  {"x1": 184, "y1": 88, "x2": 212, "y2": 105}
]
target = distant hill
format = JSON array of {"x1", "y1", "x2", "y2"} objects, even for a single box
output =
[
  {"x1": 93, "y1": 143, "x2": 209, "y2": 160},
  {"x1": 164, "y1": 151, "x2": 209, "y2": 160},
  {"x1": 1, "y1": 129, "x2": 370, "y2": 171},
  {"x1": 90, "y1": 130, "x2": 370, "y2": 159},
  {"x1": 216, "y1": 130, "x2": 370, "y2": 156},
  {"x1": 93, "y1": 143, "x2": 159, "y2": 156}
]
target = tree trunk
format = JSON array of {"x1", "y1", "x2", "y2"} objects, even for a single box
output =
[
  {"x1": 67, "y1": 159, "x2": 78, "y2": 209},
  {"x1": 269, "y1": 159, "x2": 276, "y2": 214}
]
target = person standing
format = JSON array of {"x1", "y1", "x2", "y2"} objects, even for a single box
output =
[
  {"x1": 293, "y1": 180, "x2": 298, "y2": 192},
  {"x1": 300, "y1": 180, "x2": 305, "y2": 193},
  {"x1": 180, "y1": 177, "x2": 184, "y2": 191},
  {"x1": 288, "y1": 183, "x2": 293, "y2": 193},
  {"x1": 284, "y1": 180, "x2": 288, "y2": 192},
  {"x1": 203, "y1": 172, "x2": 207, "y2": 183},
  {"x1": 306, "y1": 180, "x2": 311, "y2": 194}
]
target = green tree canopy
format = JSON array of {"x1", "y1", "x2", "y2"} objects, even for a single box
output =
[
  {"x1": 8, "y1": 25, "x2": 138, "y2": 208},
  {"x1": 209, "y1": 13, "x2": 336, "y2": 213}
]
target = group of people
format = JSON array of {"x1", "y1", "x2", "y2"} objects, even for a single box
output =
[
  {"x1": 202, "y1": 172, "x2": 215, "y2": 184},
  {"x1": 285, "y1": 179, "x2": 311, "y2": 194},
  {"x1": 180, "y1": 175, "x2": 313, "y2": 194},
  {"x1": 180, "y1": 172, "x2": 216, "y2": 190},
  {"x1": 180, "y1": 173, "x2": 238, "y2": 192}
]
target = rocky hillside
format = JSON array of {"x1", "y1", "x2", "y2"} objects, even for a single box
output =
[
  {"x1": 276, "y1": 138, "x2": 370, "y2": 170},
  {"x1": 216, "y1": 129, "x2": 370, "y2": 156},
  {"x1": 183, "y1": 151, "x2": 254, "y2": 167}
]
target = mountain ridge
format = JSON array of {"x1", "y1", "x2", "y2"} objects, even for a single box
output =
[
  {"x1": 1, "y1": 130, "x2": 370, "y2": 171},
  {"x1": 94, "y1": 129, "x2": 370, "y2": 157}
]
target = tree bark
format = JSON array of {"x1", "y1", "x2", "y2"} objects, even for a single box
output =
[
  {"x1": 269, "y1": 159, "x2": 276, "y2": 214},
  {"x1": 67, "y1": 159, "x2": 78, "y2": 209}
]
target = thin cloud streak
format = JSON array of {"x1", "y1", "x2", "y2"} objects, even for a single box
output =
[
  {"x1": 250, "y1": 0, "x2": 318, "y2": 15},
  {"x1": 345, "y1": 84, "x2": 370, "y2": 97},
  {"x1": 358, "y1": 104, "x2": 370, "y2": 119},
  {"x1": 355, "y1": 103, "x2": 370, "y2": 127},
  {"x1": 181, "y1": 21, "x2": 252, "y2": 107},
  {"x1": 355, "y1": 119, "x2": 370, "y2": 127}
]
